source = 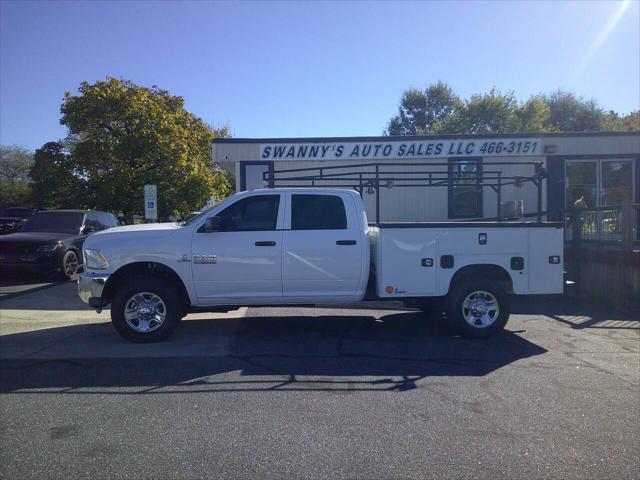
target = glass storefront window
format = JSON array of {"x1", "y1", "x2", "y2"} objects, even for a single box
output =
[
  {"x1": 601, "y1": 160, "x2": 633, "y2": 207},
  {"x1": 566, "y1": 161, "x2": 597, "y2": 209}
]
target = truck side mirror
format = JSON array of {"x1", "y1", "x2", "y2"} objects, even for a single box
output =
[
  {"x1": 202, "y1": 216, "x2": 221, "y2": 233},
  {"x1": 82, "y1": 225, "x2": 96, "y2": 235}
]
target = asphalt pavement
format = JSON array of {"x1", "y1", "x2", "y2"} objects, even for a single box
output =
[{"x1": 0, "y1": 279, "x2": 638, "y2": 480}]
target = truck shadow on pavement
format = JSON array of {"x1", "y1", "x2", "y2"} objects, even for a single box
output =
[
  {"x1": 511, "y1": 295, "x2": 640, "y2": 330},
  {"x1": 0, "y1": 312, "x2": 547, "y2": 394},
  {"x1": 0, "y1": 272, "x2": 70, "y2": 302}
]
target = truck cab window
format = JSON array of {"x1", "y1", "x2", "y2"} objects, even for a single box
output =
[
  {"x1": 291, "y1": 194, "x2": 347, "y2": 230},
  {"x1": 217, "y1": 195, "x2": 280, "y2": 231}
]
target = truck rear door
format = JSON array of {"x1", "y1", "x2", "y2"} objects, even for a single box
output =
[{"x1": 282, "y1": 192, "x2": 363, "y2": 298}]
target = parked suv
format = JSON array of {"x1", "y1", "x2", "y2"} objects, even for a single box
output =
[{"x1": 0, "y1": 210, "x2": 118, "y2": 279}]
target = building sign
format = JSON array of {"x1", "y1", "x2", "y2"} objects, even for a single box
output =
[
  {"x1": 144, "y1": 184, "x2": 157, "y2": 221},
  {"x1": 261, "y1": 138, "x2": 541, "y2": 161}
]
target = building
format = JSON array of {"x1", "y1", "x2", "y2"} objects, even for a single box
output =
[{"x1": 213, "y1": 132, "x2": 639, "y2": 224}]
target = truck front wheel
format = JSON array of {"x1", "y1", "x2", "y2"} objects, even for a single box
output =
[
  {"x1": 446, "y1": 280, "x2": 510, "y2": 338},
  {"x1": 110, "y1": 278, "x2": 182, "y2": 342}
]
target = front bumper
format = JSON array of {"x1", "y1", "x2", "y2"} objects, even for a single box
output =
[{"x1": 78, "y1": 272, "x2": 110, "y2": 308}]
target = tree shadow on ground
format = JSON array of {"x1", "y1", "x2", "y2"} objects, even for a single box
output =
[{"x1": 0, "y1": 311, "x2": 547, "y2": 394}]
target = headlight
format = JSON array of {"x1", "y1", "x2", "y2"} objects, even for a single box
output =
[
  {"x1": 36, "y1": 244, "x2": 60, "y2": 252},
  {"x1": 84, "y1": 249, "x2": 110, "y2": 270}
]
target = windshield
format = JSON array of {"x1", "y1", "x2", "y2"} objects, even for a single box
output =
[
  {"x1": 20, "y1": 212, "x2": 85, "y2": 234},
  {"x1": 1, "y1": 208, "x2": 32, "y2": 218}
]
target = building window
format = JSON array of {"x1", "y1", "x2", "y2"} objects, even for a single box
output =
[
  {"x1": 448, "y1": 158, "x2": 483, "y2": 218},
  {"x1": 565, "y1": 159, "x2": 635, "y2": 209},
  {"x1": 291, "y1": 194, "x2": 347, "y2": 230}
]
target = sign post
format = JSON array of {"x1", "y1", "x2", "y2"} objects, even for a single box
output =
[{"x1": 144, "y1": 184, "x2": 157, "y2": 222}]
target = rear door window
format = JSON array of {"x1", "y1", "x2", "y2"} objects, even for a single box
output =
[{"x1": 291, "y1": 194, "x2": 347, "y2": 230}]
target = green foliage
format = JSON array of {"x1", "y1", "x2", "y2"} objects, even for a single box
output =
[
  {"x1": 516, "y1": 97, "x2": 550, "y2": 132},
  {"x1": 34, "y1": 77, "x2": 230, "y2": 219},
  {"x1": 386, "y1": 82, "x2": 461, "y2": 135},
  {"x1": 601, "y1": 110, "x2": 640, "y2": 131},
  {"x1": 386, "y1": 83, "x2": 639, "y2": 135},
  {"x1": 0, "y1": 145, "x2": 34, "y2": 208},
  {"x1": 30, "y1": 142, "x2": 87, "y2": 209},
  {"x1": 440, "y1": 89, "x2": 521, "y2": 134},
  {"x1": 540, "y1": 90, "x2": 603, "y2": 131}
]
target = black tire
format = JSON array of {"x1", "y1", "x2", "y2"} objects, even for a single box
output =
[
  {"x1": 110, "y1": 277, "x2": 183, "y2": 342},
  {"x1": 446, "y1": 280, "x2": 510, "y2": 339},
  {"x1": 60, "y1": 250, "x2": 80, "y2": 280}
]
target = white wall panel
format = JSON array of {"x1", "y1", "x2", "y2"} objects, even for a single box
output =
[{"x1": 213, "y1": 133, "x2": 639, "y2": 222}]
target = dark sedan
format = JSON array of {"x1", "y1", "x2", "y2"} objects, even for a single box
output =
[
  {"x1": 0, "y1": 210, "x2": 118, "y2": 279},
  {"x1": 0, "y1": 207, "x2": 37, "y2": 235}
]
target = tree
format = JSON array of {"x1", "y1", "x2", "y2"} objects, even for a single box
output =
[
  {"x1": 0, "y1": 145, "x2": 34, "y2": 208},
  {"x1": 516, "y1": 97, "x2": 550, "y2": 132},
  {"x1": 386, "y1": 85, "x2": 638, "y2": 135},
  {"x1": 386, "y1": 82, "x2": 461, "y2": 135},
  {"x1": 601, "y1": 110, "x2": 640, "y2": 131},
  {"x1": 621, "y1": 111, "x2": 640, "y2": 131},
  {"x1": 440, "y1": 89, "x2": 522, "y2": 134},
  {"x1": 30, "y1": 142, "x2": 87, "y2": 209},
  {"x1": 57, "y1": 77, "x2": 230, "y2": 220},
  {"x1": 540, "y1": 90, "x2": 604, "y2": 132}
]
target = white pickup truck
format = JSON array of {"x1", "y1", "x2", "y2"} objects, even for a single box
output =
[{"x1": 78, "y1": 188, "x2": 563, "y2": 342}]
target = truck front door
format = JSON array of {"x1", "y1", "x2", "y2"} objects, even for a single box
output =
[
  {"x1": 191, "y1": 193, "x2": 284, "y2": 303},
  {"x1": 282, "y1": 192, "x2": 363, "y2": 299}
]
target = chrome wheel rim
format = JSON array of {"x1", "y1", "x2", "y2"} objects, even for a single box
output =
[
  {"x1": 124, "y1": 292, "x2": 167, "y2": 333},
  {"x1": 462, "y1": 290, "x2": 499, "y2": 328},
  {"x1": 64, "y1": 252, "x2": 78, "y2": 277}
]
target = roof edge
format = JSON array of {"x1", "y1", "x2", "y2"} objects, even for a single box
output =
[{"x1": 213, "y1": 131, "x2": 640, "y2": 144}]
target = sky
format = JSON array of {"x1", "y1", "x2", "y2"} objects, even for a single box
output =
[{"x1": 1, "y1": 0, "x2": 639, "y2": 151}]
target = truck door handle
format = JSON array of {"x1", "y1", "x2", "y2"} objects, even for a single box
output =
[
  {"x1": 255, "y1": 241, "x2": 276, "y2": 246},
  {"x1": 336, "y1": 240, "x2": 356, "y2": 245}
]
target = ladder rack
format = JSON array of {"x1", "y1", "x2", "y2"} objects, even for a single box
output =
[{"x1": 263, "y1": 160, "x2": 547, "y2": 224}]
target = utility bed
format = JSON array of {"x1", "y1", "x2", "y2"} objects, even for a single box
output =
[{"x1": 370, "y1": 221, "x2": 564, "y2": 298}]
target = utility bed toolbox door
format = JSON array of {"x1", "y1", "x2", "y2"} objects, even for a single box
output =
[
  {"x1": 376, "y1": 228, "x2": 438, "y2": 297},
  {"x1": 528, "y1": 227, "x2": 564, "y2": 293}
]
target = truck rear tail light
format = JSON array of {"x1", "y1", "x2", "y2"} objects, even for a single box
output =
[{"x1": 549, "y1": 255, "x2": 561, "y2": 264}]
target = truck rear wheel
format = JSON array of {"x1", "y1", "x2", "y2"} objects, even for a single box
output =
[
  {"x1": 110, "y1": 277, "x2": 182, "y2": 342},
  {"x1": 446, "y1": 280, "x2": 510, "y2": 338}
]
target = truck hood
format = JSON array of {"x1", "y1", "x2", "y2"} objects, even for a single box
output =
[
  {"x1": 0, "y1": 231, "x2": 79, "y2": 245},
  {"x1": 84, "y1": 222, "x2": 186, "y2": 261},
  {"x1": 98, "y1": 223, "x2": 182, "y2": 235}
]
